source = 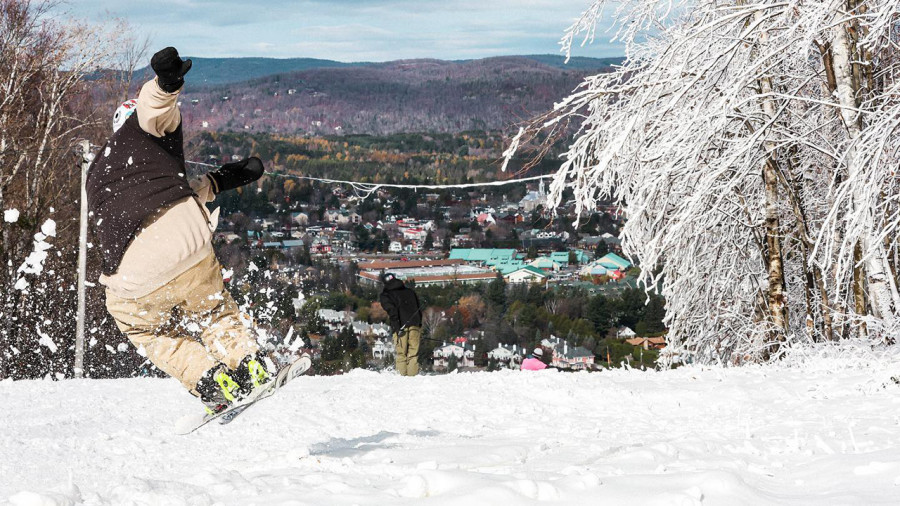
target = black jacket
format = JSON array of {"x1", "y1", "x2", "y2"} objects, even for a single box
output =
[
  {"x1": 86, "y1": 113, "x2": 195, "y2": 275},
  {"x1": 379, "y1": 278, "x2": 422, "y2": 333}
]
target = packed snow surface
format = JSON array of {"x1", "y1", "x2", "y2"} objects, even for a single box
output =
[{"x1": 3, "y1": 345, "x2": 900, "y2": 505}]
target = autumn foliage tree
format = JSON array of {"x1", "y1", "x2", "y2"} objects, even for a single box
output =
[{"x1": 0, "y1": 0, "x2": 131, "y2": 379}]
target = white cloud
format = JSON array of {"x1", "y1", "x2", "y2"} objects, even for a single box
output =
[{"x1": 61, "y1": 0, "x2": 623, "y2": 61}]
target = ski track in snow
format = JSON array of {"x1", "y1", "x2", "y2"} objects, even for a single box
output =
[{"x1": 3, "y1": 364, "x2": 900, "y2": 505}]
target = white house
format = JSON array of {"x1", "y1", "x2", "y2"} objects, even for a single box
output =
[
  {"x1": 617, "y1": 326, "x2": 637, "y2": 339},
  {"x1": 324, "y1": 209, "x2": 351, "y2": 226},
  {"x1": 317, "y1": 309, "x2": 353, "y2": 331},
  {"x1": 389, "y1": 241, "x2": 403, "y2": 253},
  {"x1": 542, "y1": 336, "x2": 595, "y2": 370},
  {"x1": 351, "y1": 321, "x2": 371, "y2": 337},
  {"x1": 433, "y1": 342, "x2": 476, "y2": 369},
  {"x1": 505, "y1": 266, "x2": 549, "y2": 284},
  {"x1": 370, "y1": 323, "x2": 391, "y2": 338},
  {"x1": 402, "y1": 227, "x2": 427, "y2": 241},
  {"x1": 372, "y1": 338, "x2": 395, "y2": 360},
  {"x1": 487, "y1": 344, "x2": 523, "y2": 369}
]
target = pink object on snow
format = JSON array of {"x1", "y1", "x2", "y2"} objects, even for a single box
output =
[{"x1": 521, "y1": 358, "x2": 547, "y2": 371}]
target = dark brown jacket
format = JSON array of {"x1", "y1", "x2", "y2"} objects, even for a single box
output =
[{"x1": 86, "y1": 112, "x2": 194, "y2": 275}]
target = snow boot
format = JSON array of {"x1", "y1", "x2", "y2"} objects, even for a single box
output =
[
  {"x1": 195, "y1": 353, "x2": 274, "y2": 414},
  {"x1": 231, "y1": 352, "x2": 273, "y2": 392},
  {"x1": 195, "y1": 364, "x2": 240, "y2": 415}
]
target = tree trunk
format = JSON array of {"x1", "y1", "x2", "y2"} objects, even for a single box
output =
[
  {"x1": 753, "y1": 11, "x2": 789, "y2": 350},
  {"x1": 831, "y1": 18, "x2": 898, "y2": 329},
  {"x1": 762, "y1": 158, "x2": 789, "y2": 340},
  {"x1": 853, "y1": 243, "x2": 868, "y2": 338}
]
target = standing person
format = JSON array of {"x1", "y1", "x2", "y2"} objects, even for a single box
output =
[
  {"x1": 87, "y1": 47, "x2": 276, "y2": 414},
  {"x1": 379, "y1": 272, "x2": 423, "y2": 376},
  {"x1": 521, "y1": 348, "x2": 548, "y2": 371}
]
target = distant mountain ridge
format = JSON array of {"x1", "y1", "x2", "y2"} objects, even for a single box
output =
[
  {"x1": 170, "y1": 57, "x2": 367, "y2": 86},
  {"x1": 175, "y1": 55, "x2": 623, "y2": 135},
  {"x1": 139, "y1": 54, "x2": 623, "y2": 87}
]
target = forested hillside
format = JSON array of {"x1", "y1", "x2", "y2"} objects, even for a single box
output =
[
  {"x1": 135, "y1": 54, "x2": 621, "y2": 87},
  {"x1": 186, "y1": 130, "x2": 560, "y2": 188},
  {"x1": 178, "y1": 56, "x2": 617, "y2": 135}
]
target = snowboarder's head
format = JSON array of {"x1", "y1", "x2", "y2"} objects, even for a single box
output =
[
  {"x1": 532, "y1": 347, "x2": 543, "y2": 358},
  {"x1": 381, "y1": 271, "x2": 404, "y2": 289},
  {"x1": 113, "y1": 99, "x2": 137, "y2": 132}
]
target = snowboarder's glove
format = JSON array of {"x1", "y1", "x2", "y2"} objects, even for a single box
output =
[
  {"x1": 207, "y1": 157, "x2": 265, "y2": 194},
  {"x1": 151, "y1": 47, "x2": 192, "y2": 93}
]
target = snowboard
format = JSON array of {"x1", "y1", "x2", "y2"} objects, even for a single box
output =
[{"x1": 175, "y1": 354, "x2": 312, "y2": 435}]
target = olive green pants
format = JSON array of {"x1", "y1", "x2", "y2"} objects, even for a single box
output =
[
  {"x1": 393, "y1": 326, "x2": 421, "y2": 376},
  {"x1": 105, "y1": 253, "x2": 259, "y2": 396}
]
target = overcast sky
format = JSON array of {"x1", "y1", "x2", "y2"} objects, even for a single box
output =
[{"x1": 61, "y1": 0, "x2": 623, "y2": 61}]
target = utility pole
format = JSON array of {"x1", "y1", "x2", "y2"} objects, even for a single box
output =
[{"x1": 74, "y1": 140, "x2": 93, "y2": 379}]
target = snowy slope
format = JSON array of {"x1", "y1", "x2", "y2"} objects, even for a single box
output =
[{"x1": 4, "y1": 346, "x2": 900, "y2": 505}]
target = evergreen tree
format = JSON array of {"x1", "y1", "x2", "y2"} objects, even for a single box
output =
[
  {"x1": 486, "y1": 273, "x2": 507, "y2": 309},
  {"x1": 338, "y1": 325, "x2": 358, "y2": 353},
  {"x1": 617, "y1": 288, "x2": 647, "y2": 330},
  {"x1": 587, "y1": 295, "x2": 614, "y2": 334},
  {"x1": 299, "y1": 246, "x2": 312, "y2": 265},
  {"x1": 297, "y1": 298, "x2": 326, "y2": 335},
  {"x1": 518, "y1": 303, "x2": 537, "y2": 328},
  {"x1": 424, "y1": 231, "x2": 434, "y2": 250},
  {"x1": 447, "y1": 352, "x2": 459, "y2": 372},
  {"x1": 320, "y1": 335, "x2": 341, "y2": 361},
  {"x1": 526, "y1": 283, "x2": 544, "y2": 306},
  {"x1": 641, "y1": 294, "x2": 667, "y2": 334}
]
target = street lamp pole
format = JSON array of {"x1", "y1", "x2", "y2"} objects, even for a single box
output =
[{"x1": 74, "y1": 140, "x2": 93, "y2": 379}]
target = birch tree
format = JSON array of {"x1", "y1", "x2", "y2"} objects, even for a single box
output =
[
  {"x1": 0, "y1": 0, "x2": 121, "y2": 378},
  {"x1": 506, "y1": 0, "x2": 900, "y2": 363}
]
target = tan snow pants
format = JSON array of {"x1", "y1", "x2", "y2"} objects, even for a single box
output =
[
  {"x1": 393, "y1": 325, "x2": 421, "y2": 376},
  {"x1": 105, "y1": 253, "x2": 258, "y2": 395}
]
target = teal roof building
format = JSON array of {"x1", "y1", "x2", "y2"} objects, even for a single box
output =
[
  {"x1": 449, "y1": 248, "x2": 517, "y2": 265},
  {"x1": 598, "y1": 252, "x2": 631, "y2": 270}
]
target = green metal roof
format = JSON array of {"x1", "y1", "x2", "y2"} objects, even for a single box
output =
[
  {"x1": 512, "y1": 265, "x2": 548, "y2": 277},
  {"x1": 449, "y1": 248, "x2": 517, "y2": 263},
  {"x1": 530, "y1": 257, "x2": 559, "y2": 269},
  {"x1": 497, "y1": 261, "x2": 526, "y2": 275},
  {"x1": 449, "y1": 249, "x2": 472, "y2": 260},
  {"x1": 598, "y1": 252, "x2": 631, "y2": 270}
]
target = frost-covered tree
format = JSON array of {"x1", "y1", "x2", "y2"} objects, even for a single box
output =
[{"x1": 506, "y1": 0, "x2": 900, "y2": 364}]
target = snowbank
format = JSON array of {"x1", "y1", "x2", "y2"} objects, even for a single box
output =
[{"x1": 3, "y1": 349, "x2": 900, "y2": 505}]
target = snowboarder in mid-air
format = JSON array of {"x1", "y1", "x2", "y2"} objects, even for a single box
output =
[{"x1": 87, "y1": 47, "x2": 299, "y2": 416}]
